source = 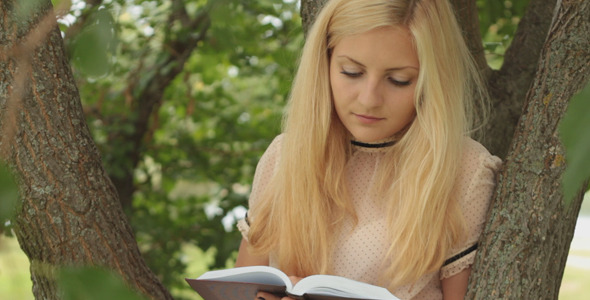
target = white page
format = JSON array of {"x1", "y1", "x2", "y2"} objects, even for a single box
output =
[
  {"x1": 291, "y1": 274, "x2": 398, "y2": 299},
  {"x1": 196, "y1": 266, "x2": 293, "y2": 289}
]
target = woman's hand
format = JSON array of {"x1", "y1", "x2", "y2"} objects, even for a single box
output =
[
  {"x1": 441, "y1": 267, "x2": 470, "y2": 300},
  {"x1": 254, "y1": 276, "x2": 302, "y2": 300},
  {"x1": 287, "y1": 275, "x2": 302, "y2": 285},
  {"x1": 254, "y1": 291, "x2": 294, "y2": 300}
]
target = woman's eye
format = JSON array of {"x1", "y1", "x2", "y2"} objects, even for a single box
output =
[
  {"x1": 341, "y1": 70, "x2": 362, "y2": 78},
  {"x1": 388, "y1": 77, "x2": 411, "y2": 86}
]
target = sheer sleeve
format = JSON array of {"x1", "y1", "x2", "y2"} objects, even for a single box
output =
[
  {"x1": 237, "y1": 134, "x2": 283, "y2": 241},
  {"x1": 440, "y1": 138, "x2": 502, "y2": 279}
]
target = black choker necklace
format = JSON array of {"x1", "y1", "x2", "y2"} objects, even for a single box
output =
[{"x1": 351, "y1": 140, "x2": 396, "y2": 148}]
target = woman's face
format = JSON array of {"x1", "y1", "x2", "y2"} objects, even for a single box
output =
[{"x1": 329, "y1": 26, "x2": 419, "y2": 143}]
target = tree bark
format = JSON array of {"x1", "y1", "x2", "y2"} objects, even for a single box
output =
[
  {"x1": 0, "y1": 1, "x2": 173, "y2": 299},
  {"x1": 300, "y1": 0, "x2": 328, "y2": 36},
  {"x1": 449, "y1": 0, "x2": 489, "y2": 77},
  {"x1": 467, "y1": 0, "x2": 590, "y2": 298}
]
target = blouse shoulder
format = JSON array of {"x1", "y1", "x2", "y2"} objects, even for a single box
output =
[
  {"x1": 252, "y1": 134, "x2": 283, "y2": 190},
  {"x1": 254, "y1": 134, "x2": 284, "y2": 175},
  {"x1": 440, "y1": 137, "x2": 502, "y2": 279},
  {"x1": 459, "y1": 138, "x2": 502, "y2": 187},
  {"x1": 237, "y1": 134, "x2": 284, "y2": 241}
]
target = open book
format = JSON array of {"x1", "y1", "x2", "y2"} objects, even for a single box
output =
[{"x1": 186, "y1": 266, "x2": 399, "y2": 300}]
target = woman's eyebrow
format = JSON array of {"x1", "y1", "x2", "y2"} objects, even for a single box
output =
[
  {"x1": 337, "y1": 55, "x2": 418, "y2": 71},
  {"x1": 337, "y1": 55, "x2": 366, "y2": 68}
]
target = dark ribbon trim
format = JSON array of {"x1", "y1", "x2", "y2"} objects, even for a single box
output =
[
  {"x1": 351, "y1": 140, "x2": 396, "y2": 148},
  {"x1": 443, "y1": 243, "x2": 478, "y2": 266}
]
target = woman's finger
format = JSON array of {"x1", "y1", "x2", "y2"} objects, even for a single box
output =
[
  {"x1": 288, "y1": 276, "x2": 302, "y2": 286},
  {"x1": 255, "y1": 291, "x2": 283, "y2": 300}
]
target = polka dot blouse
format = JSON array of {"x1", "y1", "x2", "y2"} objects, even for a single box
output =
[{"x1": 237, "y1": 134, "x2": 502, "y2": 300}]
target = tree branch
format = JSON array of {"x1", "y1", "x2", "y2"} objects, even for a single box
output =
[
  {"x1": 500, "y1": 0, "x2": 557, "y2": 79},
  {"x1": 450, "y1": 0, "x2": 490, "y2": 77},
  {"x1": 482, "y1": 0, "x2": 558, "y2": 158},
  {"x1": 110, "y1": 3, "x2": 211, "y2": 209}
]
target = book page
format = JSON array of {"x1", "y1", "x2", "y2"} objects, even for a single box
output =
[
  {"x1": 196, "y1": 266, "x2": 293, "y2": 288},
  {"x1": 291, "y1": 275, "x2": 399, "y2": 299},
  {"x1": 187, "y1": 279, "x2": 287, "y2": 300}
]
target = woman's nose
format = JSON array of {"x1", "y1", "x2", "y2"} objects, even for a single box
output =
[{"x1": 357, "y1": 77, "x2": 383, "y2": 107}]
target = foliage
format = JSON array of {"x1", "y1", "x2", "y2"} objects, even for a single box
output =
[
  {"x1": 0, "y1": 163, "x2": 19, "y2": 235},
  {"x1": 58, "y1": 266, "x2": 146, "y2": 300},
  {"x1": 477, "y1": 0, "x2": 529, "y2": 69},
  {"x1": 70, "y1": 8, "x2": 117, "y2": 77},
  {"x1": 560, "y1": 83, "x2": 590, "y2": 203}
]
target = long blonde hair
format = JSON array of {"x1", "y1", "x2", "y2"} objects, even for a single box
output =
[{"x1": 248, "y1": 0, "x2": 487, "y2": 289}]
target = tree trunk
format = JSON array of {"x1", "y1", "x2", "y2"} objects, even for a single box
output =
[
  {"x1": 0, "y1": 1, "x2": 173, "y2": 299},
  {"x1": 467, "y1": 0, "x2": 590, "y2": 298},
  {"x1": 300, "y1": 0, "x2": 328, "y2": 36}
]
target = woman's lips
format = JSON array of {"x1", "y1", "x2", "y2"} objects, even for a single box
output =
[{"x1": 354, "y1": 113, "x2": 384, "y2": 124}]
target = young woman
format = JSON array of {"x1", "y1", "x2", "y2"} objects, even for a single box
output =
[{"x1": 235, "y1": 0, "x2": 501, "y2": 299}]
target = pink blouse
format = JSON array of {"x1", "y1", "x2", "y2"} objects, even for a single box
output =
[{"x1": 238, "y1": 134, "x2": 502, "y2": 299}]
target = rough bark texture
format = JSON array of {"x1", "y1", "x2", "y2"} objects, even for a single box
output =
[
  {"x1": 0, "y1": 1, "x2": 173, "y2": 299},
  {"x1": 467, "y1": 0, "x2": 590, "y2": 298},
  {"x1": 300, "y1": 0, "x2": 328, "y2": 36}
]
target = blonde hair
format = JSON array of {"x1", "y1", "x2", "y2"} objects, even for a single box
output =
[{"x1": 248, "y1": 0, "x2": 487, "y2": 289}]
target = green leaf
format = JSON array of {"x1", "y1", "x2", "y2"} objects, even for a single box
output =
[
  {"x1": 71, "y1": 9, "x2": 117, "y2": 78},
  {"x1": 51, "y1": 0, "x2": 72, "y2": 10},
  {"x1": 16, "y1": 0, "x2": 44, "y2": 19},
  {"x1": 0, "y1": 162, "x2": 19, "y2": 223},
  {"x1": 559, "y1": 82, "x2": 590, "y2": 203},
  {"x1": 58, "y1": 266, "x2": 146, "y2": 300}
]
